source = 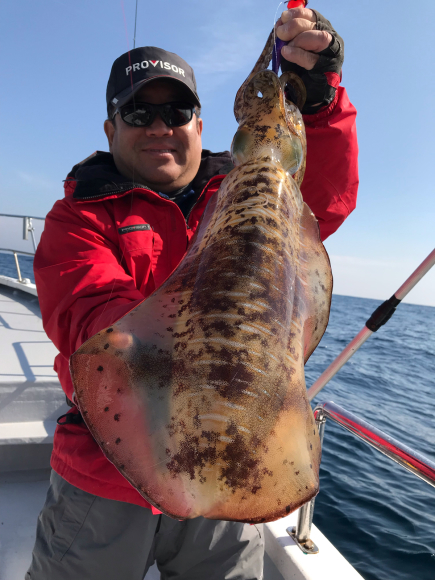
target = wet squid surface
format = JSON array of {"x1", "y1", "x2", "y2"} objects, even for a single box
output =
[{"x1": 70, "y1": 30, "x2": 332, "y2": 523}]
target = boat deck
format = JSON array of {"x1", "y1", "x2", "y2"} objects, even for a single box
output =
[
  {"x1": 0, "y1": 282, "x2": 363, "y2": 580},
  {"x1": 0, "y1": 468, "x2": 285, "y2": 580}
]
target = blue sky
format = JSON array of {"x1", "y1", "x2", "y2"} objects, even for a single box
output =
[{"x1": 1, "y1": 0, "x2": 434, "y2": 305}]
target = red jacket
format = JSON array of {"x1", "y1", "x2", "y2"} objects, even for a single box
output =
[{"x1": 34, "y1": 86, "x2": 358, "y2": 509}]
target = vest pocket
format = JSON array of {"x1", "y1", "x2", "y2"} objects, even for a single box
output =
[
  {"x1": 118, "y1": 224, "x2": 154, "y2": 254},
  {"x1": 118, "y1": 225, "x2": 156, "y2": 295}
]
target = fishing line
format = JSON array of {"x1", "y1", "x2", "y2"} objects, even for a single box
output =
[
  {"x1": 94, "y1": 1, "x2": 140, "y2": 333},
  {"x1": 96, "y1": 0, "x2": 285, "y2": 332},
  {"x1": 133, "y1": 0, "x2": 139, "y2": 49},
  {"x1": 272, "y1": 1, "x2": 287, "y2": 70},
  {"x1": 120, "y1": 0, "x2": 138, "y2": 187}
]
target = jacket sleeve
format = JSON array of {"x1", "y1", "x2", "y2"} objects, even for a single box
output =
[
  {"x1": 301, "y1": 85, "x2": 359, "y2": 241},
  {"x1": 34, "y1": 199, "x2": 144, "y2": 364}
]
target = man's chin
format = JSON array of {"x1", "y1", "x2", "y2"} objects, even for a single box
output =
[{"x1": 136, "y1": 170, "x2": 185, "y2": 193}]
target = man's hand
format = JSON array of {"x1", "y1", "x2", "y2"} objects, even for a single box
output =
[
  {"x1": 276, "y1": 7, "x2": 331, "y2": 70},
  {"x1": 276, "y1": 7, "x2": 344, "y2": 114}
]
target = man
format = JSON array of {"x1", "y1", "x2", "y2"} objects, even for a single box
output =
[{"x1": 28, "y1": 6, "x2": 358, "y2": 580}]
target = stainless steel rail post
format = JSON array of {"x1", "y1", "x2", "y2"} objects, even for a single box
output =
[
  {"x1": 287, "y1": 401, "x2": 435, "y2": 554},
  {"x1": 13, "y1": 252, "x2": 23, "y2": 282},
  {"x1": 23, "y1": 217, "x2": 37, "y2": 252},
  {"x1": 1, "y1": 248, "x2": 36, "y2": 284},
  {"x1": 287, "y1": 413, "x2": 326, "y2": 554}
]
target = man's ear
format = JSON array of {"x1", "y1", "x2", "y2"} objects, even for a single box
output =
[
  {"x1": 104, "y1": 119, "x2": 115, "y2": 152},
  {"x1": 197, "y1": 117, "x2": 203, "y2": 137}
]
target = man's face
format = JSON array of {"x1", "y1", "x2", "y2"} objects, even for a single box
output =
[{"x1": 104, "y1": 79, "x2": 203, "y2": 193}]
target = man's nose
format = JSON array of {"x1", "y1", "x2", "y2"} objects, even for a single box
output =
[{"x1": 145, "y1": 113, "x2": 173, "y2": 137}]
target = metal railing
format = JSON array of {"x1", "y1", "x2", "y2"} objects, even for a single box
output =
[
  {"x1": 0, "y1": 213, "x2": 45, "y2": 284},
  {"x1": 0, "y1": 248, "x2": 36, "y2": 283},
  {"x1": 0, "y1": 213, "x2": 45, "y2": 220},
  {"x1": 288, "y1": 401, "x2": 435, "y2": 554},
  {"x1": 0, "y1": 214, "x2": 44, "y2": 282},
  {"x1": 0, "y1": 213, "x2": 44, "y2": 253}
]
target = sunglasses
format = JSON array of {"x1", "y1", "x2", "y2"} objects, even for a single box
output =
[{"x1": 113, "y1": 101, "x2": 196, "y2": 128}]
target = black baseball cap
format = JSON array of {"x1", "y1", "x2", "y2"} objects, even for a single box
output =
[{"x1": 106, "y1": 46, "x2": 201, "y2": 114}]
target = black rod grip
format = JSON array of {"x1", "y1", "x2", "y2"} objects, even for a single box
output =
[{"x1": 365, "y1": 295, "x2": 401, "y2": 332}]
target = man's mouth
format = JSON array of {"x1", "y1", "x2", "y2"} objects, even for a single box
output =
[{"x1": 144, "y1": 148, "x2": 176, "y2": 154}]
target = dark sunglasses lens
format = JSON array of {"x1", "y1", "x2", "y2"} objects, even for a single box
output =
[
  {"x1": 163, "y1": 103, "x2": 194, "y2": 127},
  {"x1": 120, "y1": 103, "x2": 154, "y2": 126},
  {"x1": 119, "y1": 102, "x2": 194, "y2": 127}
]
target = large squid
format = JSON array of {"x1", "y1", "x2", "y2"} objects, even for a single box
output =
[{"x1": 70, "y1": 30, "x2": 332, "y2": 523}]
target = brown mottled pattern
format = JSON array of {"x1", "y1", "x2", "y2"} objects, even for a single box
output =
[
  {"x1": 234, "y1": 29, "x2": 275, "y2": 124},
  {"x1": 70, "y1": 32, "x2": 333, "y2": 523}
]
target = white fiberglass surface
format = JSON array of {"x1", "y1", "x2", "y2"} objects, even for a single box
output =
[
  {"x1": 0, "y1": 285, "x2": 65, "y2": 424},
  {"x1": 0, "y1": 470, "x2": 283, "y2": 580}
]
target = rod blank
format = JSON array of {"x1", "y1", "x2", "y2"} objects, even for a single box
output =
[{"x1": 307, "y1": 248, "x2": 435, "y2": 401}]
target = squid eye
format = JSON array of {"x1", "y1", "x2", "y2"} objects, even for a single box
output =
[{"x1": 230, "y1": 129, "x2": 253, "y2": 167}]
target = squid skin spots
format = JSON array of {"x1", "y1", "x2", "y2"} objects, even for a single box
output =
[
  {"x1": 104, "y1": 344, "x2": 110, "y2": 350},
  {"x1": 114, "y1": 414, "x2": 121, "y2": 422},
  {"x1": 286, "y1": 505, "x2": 291, "y2": 514},
  {"x1": 104, "y1": 407, "x2": 109, "y2": 412},
  {"x1": 115, "y1": 438, "x2": 121, "y2": 445},
  {"x1": 106, "y1": 328, "x2": 114, "y2": 333},
  {"x1": 97, "y1": 366, "x2": 103, "y2": 372}
]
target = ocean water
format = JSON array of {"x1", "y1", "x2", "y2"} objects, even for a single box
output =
[
  {"x1": 308, "y1": 295, "x2": 435, "y2": 580},
  {"x1": 1, "y1": 252, "x2": 434, "y2": 579},
  {"x1": 0, "y1": 252, "x2": 35, "y2": 282}
]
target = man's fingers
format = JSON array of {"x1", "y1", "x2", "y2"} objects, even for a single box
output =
[
  {"x1": 277, "y1": 8, "x2": 333, "y2": 71},
  {"x1": 280, "y1": 7, "x2": 316, "y2": 24},
  {"x1": 286, "y1": 30, "x2": 332, "y2": 54},
  {"x1": 281, "y1": 45, "x2": 319, "y2": 71},
  {"x1": 276, "y1": 17, "x2": 315, "y2": 42}
]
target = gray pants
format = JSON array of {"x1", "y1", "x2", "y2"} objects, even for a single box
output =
[{"x1": 26, "y1": 471, "x2": 264, "y2": 580}]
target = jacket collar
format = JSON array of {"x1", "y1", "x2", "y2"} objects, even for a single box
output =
[{"x1": 68, "y1": 150, "x2": 234, "y2": 201}]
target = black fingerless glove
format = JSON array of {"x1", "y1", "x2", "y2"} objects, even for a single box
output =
[{"x1": 281, "y1": 11, "x2": 344, "y2": 115}]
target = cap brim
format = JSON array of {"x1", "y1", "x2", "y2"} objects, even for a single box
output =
[{"x1": 111, "y1": 76, "x2": 201, "y2": 109}]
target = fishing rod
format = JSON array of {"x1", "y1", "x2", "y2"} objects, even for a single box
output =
[
  {"x1": 307, "y1": 248, "x2": 435, "y2": 402},
  {"x1": 272, "y1": 0, "x2": 307, "y2": 74},
  {"x1": 133, "y1": 0, "x2": 139, "y2": 49}
]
